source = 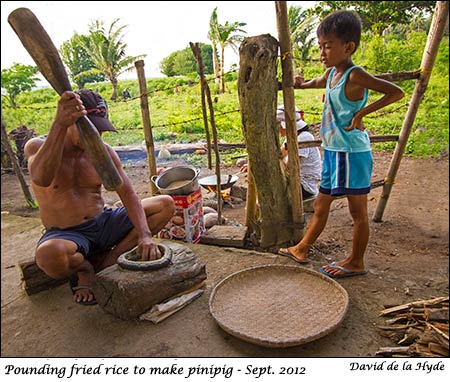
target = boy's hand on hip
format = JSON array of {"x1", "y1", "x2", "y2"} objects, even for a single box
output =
[{"x1": 345, "y1": 116, "x2": 365, "y2": 131}]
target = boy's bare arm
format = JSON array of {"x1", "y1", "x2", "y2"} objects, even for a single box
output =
[
  {"x1": 346, "y1": 68, "x2": 405, "y2": 131},
  {"x1": 294, "y1": 68, "x2": 331, "y2": 89}
]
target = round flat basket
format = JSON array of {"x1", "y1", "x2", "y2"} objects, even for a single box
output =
[{"x1": 209, "y1": 265, "x2": 349, "y2": 348}]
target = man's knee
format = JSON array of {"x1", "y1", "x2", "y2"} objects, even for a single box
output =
[
  {"x1": 160, "y1": 195, "x2": 175, "y2": 214},
  {"x1": 143, "y1": 195, "x2": 175, "y2": 216},
  {"x1": 35, "y1": 240, "x2": 79, "y2": 279}
]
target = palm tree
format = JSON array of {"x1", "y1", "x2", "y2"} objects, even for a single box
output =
[
  {"x1": 60, "y1": 34, "x2": 105, "y2": 90},
  {"x1": 207, "y1": 8, "x2": 247, "y2": 93},
  {"x1": 288, "y1": 5, "x2": 317, "y2": 67},
  {"x1": 208, "y1": 7, "x2": 221, "y2": 84},
  {"x1": 83, "y1": 19, "x2": 145, "y2": 100}
]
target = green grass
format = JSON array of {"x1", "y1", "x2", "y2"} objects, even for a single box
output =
[{"x1": 2, "y1": 36, "x2": 448, "y2": 158}]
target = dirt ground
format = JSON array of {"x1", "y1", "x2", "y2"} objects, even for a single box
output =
[{"x1": 1, "y1": 150, "x2": 448, "y2": 357}]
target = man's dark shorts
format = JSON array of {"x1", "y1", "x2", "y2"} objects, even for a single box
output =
[{"x1": 36, "y1": 207, "x2": 134, "y2": 256}]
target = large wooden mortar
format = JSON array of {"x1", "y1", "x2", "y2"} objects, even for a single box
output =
[{"x1": 92, "y1": 241, "x2": 207, "y2": 320}]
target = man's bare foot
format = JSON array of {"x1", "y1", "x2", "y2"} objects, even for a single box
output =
[{"x1": 70, "y1": 272, "x2": 97, "y2": 305}]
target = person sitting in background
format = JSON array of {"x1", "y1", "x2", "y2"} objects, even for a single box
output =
[
  {"x1": 122, "y1": 88, "x2": 131, "y2": 101},
  {"x1": 240, "y1": 105, "x2": 322, "y2": 200},
  {"x1": 277, "y1": 104, "x2": 322, "y2": 199}
]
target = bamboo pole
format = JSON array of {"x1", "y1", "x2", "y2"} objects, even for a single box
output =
[
  {"x1": 297, "y1": 134, "x2": 400, "y2": 148},
  {"x1": 375, "y1": 70, "x2": 421, "y2": 82},
  {"x1": 1, "y1": 118, "x2": 37, "y2": 208},
  {"x1": 189, "y1": 43, "x2": 212, "y2": 169},
  {"x1": 245, "y1": 162, "x2": 258, "y2": 228},
  {"x1": 135, "y1": 60, "x2": 158, "y2": 195},
  {"x1": 190, "y1": 42, "x2": 222, "y2": 224},
  {"x1": 201, "y1": 81, "x2": 213, "y2": 170},
  {"x1": 275, "y1": 1, "x2": 304, "y2": 240},
  {"x1": 373, "y1": 1, "x2": 449, "y2": 222}
]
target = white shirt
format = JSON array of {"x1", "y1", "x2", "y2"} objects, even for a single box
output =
[{"x1": 283, "y1": 130, "x2": 322, "y2": 195}]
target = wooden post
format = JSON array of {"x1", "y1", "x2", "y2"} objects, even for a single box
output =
[
  {"x1": 190, "y1": 43, "x2": 222, "y2": 224},
  {"x1": 189, "y1": 43, "x2": 212, "y2": 169},
  {"x1": 201, "y1": 83, "x2": 213, "y2": 170},
  {"x1": 135, "y1": 60, "x2": 158, "y2": 195},
  {"x1": 1, "y1": 119, "x2": 37, "y2": 208},
  {"x1": 245, "y1": 162, "x2": 258, "y2": 229},
  {"x1": 275, "y1": 1, "x2": 304, "y2": 239},
  {"x1": 373, "y1": 1, "x2": 449, "y2": 222},
  {"x1": 239, "y1": 34, "x2": 294, "y2": 248}
]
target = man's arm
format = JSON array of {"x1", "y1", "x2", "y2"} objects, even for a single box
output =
[
  {"x1": 108, "y1": 146, "x2": 160, "y2": 261},
  {"x1": 24, "y1": 91, "x2": 86, "y2": 187}
]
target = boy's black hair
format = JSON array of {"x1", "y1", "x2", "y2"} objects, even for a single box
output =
[{"x1": 317, "y1": 10, "x2": 362, "y2": 52}]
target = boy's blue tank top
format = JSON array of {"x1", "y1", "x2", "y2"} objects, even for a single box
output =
[{"x1": 320, "y1": 66, "x2": 370, "y2": 152}]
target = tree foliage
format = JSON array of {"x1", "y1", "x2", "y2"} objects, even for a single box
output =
[
  {"x1": 81, "y1": 19, "x2": 145, "y2": 100},
  {"x1": 160, "y1": 44, "x2": 213, "y2": 77},
  {"x1": 208, "y1": 7, "x2": 221, "y2": 82},
  {"x1": 1, "y1": 63, "x2": 39, "y2": 109},
  {"x1": 60, "y1": 34, "x2": 105, "y2": 90},
  {"x1": 207, "y1": 7, "x2": 247, "y2": 93},
  {"x1": 313, "y1": 1, "x2": 437, "y2": 35},
  {"x1": 288, "y1": 5, "x2": 318, "y2": 63}
]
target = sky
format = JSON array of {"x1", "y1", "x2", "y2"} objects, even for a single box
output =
[{"x1": 1, "y1": 1, "x2": 316, "y2": 86}]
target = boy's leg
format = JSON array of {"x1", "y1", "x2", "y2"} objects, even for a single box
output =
[
  {"x1": 321, "y1": 194, "x2": 368, "y2": 276},
  {"x1": 284, "y1": 192, "x2": 335, "y2": 261}
]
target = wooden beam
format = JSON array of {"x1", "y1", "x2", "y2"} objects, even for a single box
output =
[
  {"x1": 276, "y1": 1, "x2": 304, "y2": 239},
  {"x1": 18, "y1": 259, "x2": 68, "y2": 295}
]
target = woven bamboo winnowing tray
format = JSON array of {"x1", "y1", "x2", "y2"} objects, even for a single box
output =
[{"x1": 209, "y1": 265, "x2": 349, "y2": 348}]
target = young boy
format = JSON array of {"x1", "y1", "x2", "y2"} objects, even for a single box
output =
[{"x1": 278, "y1": 10, "x2": 404, "y2": 277}]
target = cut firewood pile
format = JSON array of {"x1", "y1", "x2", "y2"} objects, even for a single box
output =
[{"x1": 376, "y1": 297, "x2": 449, "y2": 357}]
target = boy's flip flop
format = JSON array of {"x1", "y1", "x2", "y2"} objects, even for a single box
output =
[
  {"x1": 320, "y1": 263, "x2": 368, "y2": 279},
  {"x1": 277, "y1": 248, "x2": 310, "y2": 264}
]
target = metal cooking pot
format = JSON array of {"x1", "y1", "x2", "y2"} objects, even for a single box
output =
[
  {"x1": 199, "y1": 174, "x2": 239, "y2": 192},
  {"x1": 151, "y1": 166, "x2": 200, "y2": 195}
]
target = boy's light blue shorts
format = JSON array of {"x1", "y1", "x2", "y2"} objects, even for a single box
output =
[{"x1": 319, "y1": 149, "x2": 373, "y2": 196}]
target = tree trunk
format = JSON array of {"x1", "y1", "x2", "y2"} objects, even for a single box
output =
[
  {"x1": 110, "y1": 77, "x2": 118, "y2": 101},
  {"x1": 212, "y1": 42, "x2": 220, "y2": 85},
  {"x1": 220, "y1": 46, "x2": 226, "y2": 93},
  {"x1": 1, "y1": 119, "x2": 37, "y2": 208},
  {"x1": 238, "y1": 34, "x2": 293, "y2": 249}
]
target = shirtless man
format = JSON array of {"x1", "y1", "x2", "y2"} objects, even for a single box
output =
[{"x1": 25, "y1": 89, "x2": 175, "y2": 305}]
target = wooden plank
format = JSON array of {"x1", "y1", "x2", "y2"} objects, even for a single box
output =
[
  {"x1": 18, "y1": 259, "x2": 68, "y2": 295},
  {"x1": 200, "y1": 225, "x2": 248, "y2": 248}
]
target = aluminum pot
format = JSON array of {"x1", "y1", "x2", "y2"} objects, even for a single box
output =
[{"x1": 151, "y1": 166, "x2": 200, "y2": 195}]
